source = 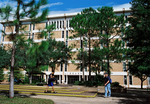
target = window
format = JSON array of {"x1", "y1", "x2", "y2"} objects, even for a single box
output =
[
  {"x1": 44, "y1": 35, "x2": 47, "y2": 39},
  {"x1": 2, "y1": 35, "x2": 5, "y2": 42},
  {"x1": 14, "y1": 26, "x2": 16, "y2": 32},
  {"x1": 4, "y1": 26, "x2": 6, "y2": 32},
  {"x1": 60, "y1": 63, "x2": 63, "y2": 72},
  {"x1": 32, "y1": 33, "x2": 34, "y2": 40},
  {"x1": 45, "y1": 22, "x2": 48, "y2": 28},
  {"x1": 65, "y1": 63, "x2": 67, "y2": 72},
  {"x1": 28, "y1": 33, "x2": 31, "y2": 39},
  {"x1": 123, "y1": 62, "x2": 126, "y2": 72},
  {"x1": 29, "y1": 24, "x2": 31, "y2": 31},
  {"x1": 63, "y1": 21, "x2": 64, "y2": 28},
  {"x1": 80, "y1": 63, "x2": 82, "y2": 72},
  {"x1": 85, "y1": 67, "x2": 87, "y2": 72},
  {"x1": 125, "y1": 15, "x2": 128, "y2": 20},
  {"x1": 48, "y1": 32, "x2": 50, "y2": 39},
  {"x1": 62, "y1": 31, "x2": 64, "y2": 38},
  {"x1": 57, "y1": 21, "x2": 59, "y2": 29},
  {"x1": 60, "y1": 21, "x2": 62, "y2": 29},
  {"x1": 148, "y1": 77, "x2": 150, "y2": 85},
  {"x1": 129, "y1": 75, "x2": 132, "y2": 85},
  {"x1": 66, "y1": 20, "x2": 68, "y2": 28},
  {"x1": 65, "y1": 75, "x2": 66, "y2": 82},
  {"x1": 33, "y1": 24, "x2": 35, "y2": 30},
  {"x1": 69, "y1": 20, "x2": 71, "y2": 28},
  {"x1": 66, "y1": 40, "x2": 68, "y2": 46},
  {"x1": 66, "y1": 31, "x2": 68, "y2": 38},
  {"x1": 80, "y1": 39, "x2": 83, "y2": 48},
  {"x1": 54, "y1": 21, "x2": 56, "y2": 28},
  {"x1": 1, "y1": 44, "x2": 3, "y2": 47},
  {"x1": 66, "y1": 31, "x2": 68, "y2": 46},
  {"x1": 124, "y1": 75, "x2": 127, "y2": 85}
]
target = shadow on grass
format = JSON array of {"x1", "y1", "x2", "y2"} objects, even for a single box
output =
[
  {"x1": 0, "y1": 90, "x2": 31, "y2": 98},
  {"x1": 97, "y1": 90, "x2": 150, "y2": 104}
]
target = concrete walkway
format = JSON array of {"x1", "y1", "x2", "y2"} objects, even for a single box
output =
[
  {"x1": 31, "y1": 95, "x2": 121, "y2": 104},
  {"x1": 30, "y1": 93, "x2": 150, "y2": 104}
]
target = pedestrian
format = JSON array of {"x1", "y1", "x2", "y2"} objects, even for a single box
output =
[
  {"x1": 44, "y1": 73, "x2": 56, "y2": 93},
  {"x1": 104, "y1": 72, "x2": 111, "y2": 97}
]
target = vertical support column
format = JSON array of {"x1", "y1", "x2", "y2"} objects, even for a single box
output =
[
  {"x1": 86, "y1": 75, "x2": 88, "y2": 81},
  {"x1": 62, "y1": 14, "x2": 67, "y2": 84},
  {"x1": 59, "y1": 75, "x2": 61, "y2": 84},
  {"x1": 56, "y1": 20, "x2": 57, "y2": 30},
  {"x1": 66, "y1": 75, "x2": 68, "y2": 84},
  {"x1": 58, "y1": 21, "x2": 60, "y2": 30},
  {"x1": 79, "y1": 75, "x2": 81, "y2": 81},
  {"x1": 44, "y1": 74, "x2": 46, "y2": 82}
]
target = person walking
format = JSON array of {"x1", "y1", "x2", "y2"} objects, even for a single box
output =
[
  {"x1": 44, "y1": 73, "x2": 56, "y2": 93},
  {"x1": 104, "y1": 72, "x2": 111, "y2": 97}
]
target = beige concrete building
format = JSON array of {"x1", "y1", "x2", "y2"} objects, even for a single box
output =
[{"x1": 0, "y1": 9, "x2": 150, "y2": 88}]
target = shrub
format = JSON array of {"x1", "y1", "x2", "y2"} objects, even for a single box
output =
[
  {"x1": 74, "y1": 81, "x2": 84, "y2": 85},
  {"x1": 0, "y1": 69, "x2": 4, "y2": 82},
  {"x1": 111, "y1": 82, "x2": 122, "y2": 87},
  {"x1": 73, "y1": 74, "x2": 104, "y2": 87}
]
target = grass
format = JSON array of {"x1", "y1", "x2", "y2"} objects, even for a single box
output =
[{"x1": 0, "y1": 95, "x2": 54, "y2": 104}]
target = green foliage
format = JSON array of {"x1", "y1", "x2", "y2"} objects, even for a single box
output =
[
  {"x1": 0, "y1": 69, "x2": 4, "y2": 82},
  {"x1": 24, "y1": 76, "x2": 29, "y2": 84},
  {"x1": 0, "y1": 0, "x2": 49, "y2": 97},
  {"x1": 70, "y1": 6, "x2": 126, "y2": 77},
  {"x1": 14, "y1": 69, "x2": 24, "y2": 80},
  {"x1": 124, "y1": 0, "x2": 150, "y2": 88},
  {"x1": 0, "y1": 47, "x2": 11, "y2": 69}
]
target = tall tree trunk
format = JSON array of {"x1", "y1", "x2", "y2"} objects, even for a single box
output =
[
  {"x1": 9, "y1": 44, "x2": 15, "y2": 98},
  {"x1": 52, "y1": 67, "x2": 55, "y2": 73},
  {"x1": 88, "y1": 35, "x2": 91, "y2": 81},
  {"x1": 9, "y1": 1, "x2": 20, "y2": 98},
  {"x1": 106, "y1": 32, "x2": 110, "y2": 76},
  {"x1": 80, "y1": 36, "x2": 85, "y2": 81},
  {"x1": 141, "y1": 79, "x2": 143, "y2": 89}
]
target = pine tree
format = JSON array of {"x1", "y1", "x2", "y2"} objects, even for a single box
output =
[
  {"x1": 70, "y1": 7, "x2": 97, "y2": 81},
  {"x1": 0, "y1": 0, "x2": 48, "y2": 98},
  {"x1": 124, "y1": 0, "x2": 150, "y2": 89}
]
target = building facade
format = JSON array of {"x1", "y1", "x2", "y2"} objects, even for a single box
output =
[{"x1": 0, "y1": 9, "x2": 150, "y2": 88}]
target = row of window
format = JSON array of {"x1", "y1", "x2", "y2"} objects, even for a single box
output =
[
  {"x1": 3, "y1": 19, "x2": 71, "y2": 33},
  {"x1": 124, "y1": 75, "x2": 132, "y2": 85}
]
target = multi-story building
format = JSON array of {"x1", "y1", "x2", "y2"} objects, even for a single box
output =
[{"x1": 0, "y1": 9, "x2": 150, "y2": 88}]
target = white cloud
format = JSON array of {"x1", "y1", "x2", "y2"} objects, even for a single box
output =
[
  {"x1": 113, "y1": 3, "x2": 131, "y2": 11},
  {"x1": 48, "y1": 3, "x2": 131, "y2": 15},
  {"x1": 40, "y1": 2, "x2": 63, "y2": 9},
  {"x1": 0, "y1": 0, "x2": 17, "y2": 8}
]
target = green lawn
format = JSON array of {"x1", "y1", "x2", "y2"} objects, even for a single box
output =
[{"x1": 0, "y1": 95, "x2": 54, "y2": 104}]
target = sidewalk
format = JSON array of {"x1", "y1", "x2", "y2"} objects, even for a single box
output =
[
  {"x1": 30, "y1": 92, "x2": 150, "y2": 104},
  {"x1": 30, "y1": 95, "x2": 120, "y2": 104}
]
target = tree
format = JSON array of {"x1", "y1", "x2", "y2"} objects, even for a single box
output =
[
  {"x1": 0, "y1": 0, "x2": 48, "y2": 98},
  {"x1": 96, "y1": 7, "x2": 126, "y2": 75},
  {"x1": 124, "y1": 0, "x2": 150, "y2": 89},
  {"x1": 70, "y1": 8, "x2": 98, "y2": 81},
  {"x1": 70, "y1": 7, "x2": 126, "y2": 79}
]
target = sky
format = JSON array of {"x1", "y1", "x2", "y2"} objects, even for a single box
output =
[{"x1": 0, "y1": 0, "x2": 132, "y2": 40}]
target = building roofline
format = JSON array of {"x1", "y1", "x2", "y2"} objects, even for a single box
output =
[{"x1": 0, "y1": 9, "x2": 132, "y2": 24}]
